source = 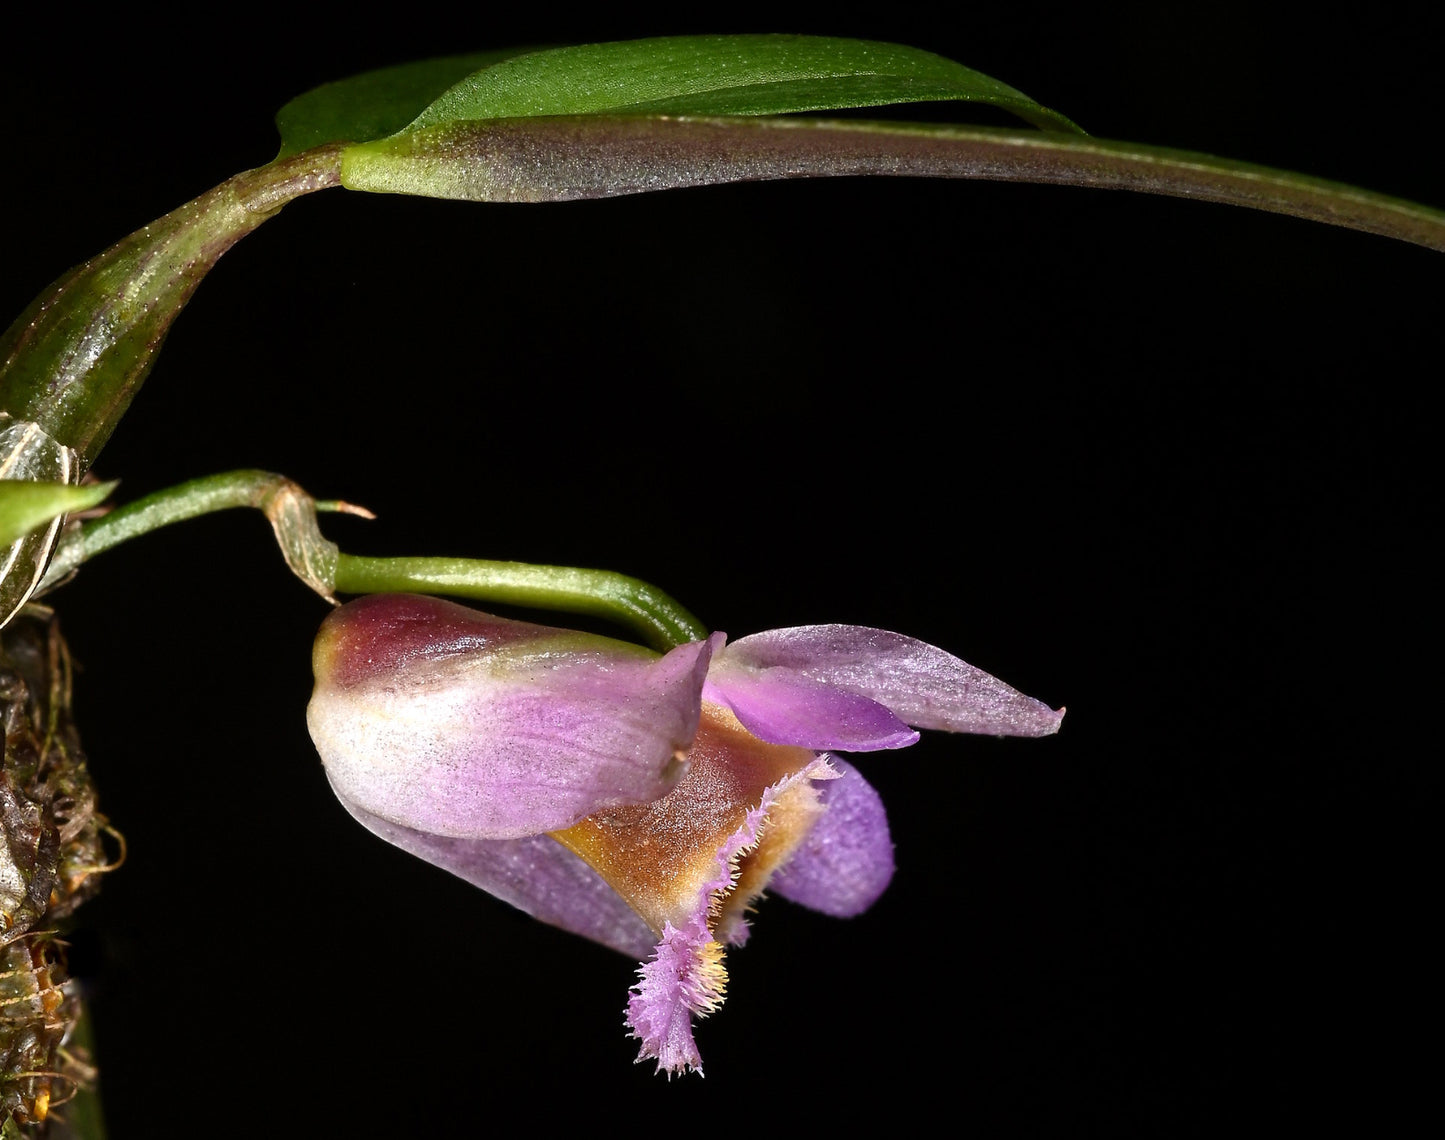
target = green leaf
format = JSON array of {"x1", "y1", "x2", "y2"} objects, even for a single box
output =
[
  {"x1": 0, "y1": 479, "x2": 116, "y2": 546},
  {"x1": 275, "y1": 50, "x2": 538, "y2": 157},
  {"x1": 404, "y1": 35, "x2": 1081, "y2": 133},
  {"x1": 340, "y1": 115, "x2": 1445, "y2": 251}
]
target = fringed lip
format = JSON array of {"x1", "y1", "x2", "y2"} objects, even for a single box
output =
[{"x1": 552, "y1": 704, "x2": 838, "y2": 1074}]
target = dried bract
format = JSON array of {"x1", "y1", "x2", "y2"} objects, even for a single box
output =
[{"x1": 0, "y1": 616, "x2": 110, "y2": 1128}]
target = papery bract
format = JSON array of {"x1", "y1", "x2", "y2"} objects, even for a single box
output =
[{"x1": 309, "y1": 595, "x2": 1062, "y2": 1074}]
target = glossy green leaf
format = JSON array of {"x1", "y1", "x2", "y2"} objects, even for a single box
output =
[
  {"x1": 275, "y1": 50, "x2": 536, "y2": 157},
  {"x1": 0, "y1": 479, "x2": 116, "y2": 546},
  {"x1": 404, "y1": 35, "x2": 1082, "y2": 134}
]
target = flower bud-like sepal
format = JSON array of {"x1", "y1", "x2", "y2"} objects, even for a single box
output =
[{"x1": 308, "y1": 594, "x2": 717, "y2": 840}]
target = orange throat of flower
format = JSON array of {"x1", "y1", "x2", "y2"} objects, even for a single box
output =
[{"x1": 551, "y1": 702, "x2": 831, "y2": 944}]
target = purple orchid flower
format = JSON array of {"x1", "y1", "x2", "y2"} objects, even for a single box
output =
[{"x1": 308, "y1": 594, "x2": 1062, "y2": 1074}]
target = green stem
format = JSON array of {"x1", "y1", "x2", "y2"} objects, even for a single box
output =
[
  {"x1": 40, "y1": 469, "x2": 363, "y2": 602},
  {"x1": 333, "y1": 554, "x2": 707, "y2": 651},
  {"x1": 0, "y1": 148, "x2": 344, "y2": 627},
  {"x1": 39, "y1": 470, "x2": 707, "y2": 650},
  {"x1": 47, "y1": 471, "x2": 319, "y2": 575}
]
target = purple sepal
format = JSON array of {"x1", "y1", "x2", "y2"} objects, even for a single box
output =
[
  {"x1": 309, "y1": 596, "x2": 721, "y2": 839},
  {"x1": 332, "y1": 779, "x2": 656, "y2": 958},
  {"x1": 702, "y1": 671, "x2": 920, "y2": 752},
  {"x1": 771, "y1": 757, "x2": 895, "y2": 917},
  {"x1": 715, "y1": 624, "x2": 1063, "y2": 739}
]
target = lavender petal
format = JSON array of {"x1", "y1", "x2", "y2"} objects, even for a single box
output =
[
  {"x1": 717, "y1": 624, "x2": 1063, "y2": 738},
  {"x1": 702, "y1": 671, "x2": 919, "y2": 751},
  {"x1": 771, "y1": 757, "x2": 895, "y2": 917},
  {"x1": 333, "y1": 782, "x2": 656, "y2": 958}
]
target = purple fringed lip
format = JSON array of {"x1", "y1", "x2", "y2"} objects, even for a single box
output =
[{"x1": 565, "y1": 705, "x2": 836, "y2": 1075}]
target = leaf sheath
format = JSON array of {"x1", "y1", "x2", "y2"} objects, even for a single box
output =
[{"x1": 343, "y1": 116, "x2": 1445, "y2": 252}]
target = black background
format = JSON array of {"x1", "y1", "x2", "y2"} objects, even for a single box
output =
[{"x1": 2, "y1": 6, "x2": 1437, "y2": 1135}]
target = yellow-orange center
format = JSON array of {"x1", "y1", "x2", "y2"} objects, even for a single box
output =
[{"x1": 551, "y1": 704, "x2": 827, "y2": 940}]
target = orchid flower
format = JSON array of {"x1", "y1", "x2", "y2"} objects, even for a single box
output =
[{"x1": 308, "y1": 594, "x2": 1062, "y2": 1074}]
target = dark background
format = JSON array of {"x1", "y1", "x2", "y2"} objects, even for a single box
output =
[{"x1": 2, "y1": 7, "x2": 1437, "y2": 1135}]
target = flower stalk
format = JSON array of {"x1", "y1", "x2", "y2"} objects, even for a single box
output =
[
  {"x1": 38, "y1": 469, "x2": 369, "y2": 603},
  {"x1": 30, "y1": 469, "x2": 706, "y2": 649},
  {"x1": 0, "y1": 146, "x2": 344, "y2": 626},
  {"x1": 331, "y1": 554, "x2": 707, "y2": 650}
]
